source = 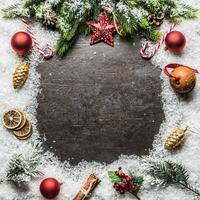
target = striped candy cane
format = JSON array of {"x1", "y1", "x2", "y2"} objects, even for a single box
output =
[
  {"x1": 22, "y1": 19, "x2": 53, "y2": 59},
  {"x1": 140, "y1": 23, "x2": 176, "y2": 60}
]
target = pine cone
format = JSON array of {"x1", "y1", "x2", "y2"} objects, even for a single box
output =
[
  {"x1": 164, "y1": 128, "x2": 187, "y2": 150},
  {"x1": 148, "y1": 11, "x2": 165, "y2": 27},
  {"x1": 42, "y1": 10, "x2": 57, "y2": 27},
  {"x1": 13, "y1": 63, "x2": 29, "y2": 89}
]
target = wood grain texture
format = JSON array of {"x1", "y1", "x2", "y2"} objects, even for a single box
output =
[{"x1": 36, "y1": 36, "x2": 164, "y2": 165}]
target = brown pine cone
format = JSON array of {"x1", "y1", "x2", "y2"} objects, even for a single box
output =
[
  {"x1": 148, "y1": 11, "x2": 165, "y2": 27},
  {"x1": 42, "y1": 10, "x2": 57, "y2": 27}
]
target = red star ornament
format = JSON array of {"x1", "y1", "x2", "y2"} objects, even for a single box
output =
[{"x1": 86, "y1": 11, "x2": 117, "y2": 47}]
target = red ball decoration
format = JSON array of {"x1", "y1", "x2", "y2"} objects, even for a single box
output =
[
  {"x1": 165, "y1": 31, "x2": 186, "y2": 53},
  {"x1": 40, "y1": 178, "x2": 61, "y2": 199},
  {"x1": 11, "y1": 31, "x2": 32, "y2": 54}
]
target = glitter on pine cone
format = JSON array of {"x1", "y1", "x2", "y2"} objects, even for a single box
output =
[
  {"x1": 13, "y1": 63, "x2": 29, "y2": 89},
  {"x1": 169, "y1": 66, "x2": 196, "y2": 94},
  {"x1": 164, "y1": 128, "x2": 187, "y2": 150}
]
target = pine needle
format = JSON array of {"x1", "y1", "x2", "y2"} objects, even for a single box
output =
[
  {"x1": 6, "y1": 152, "x2": 42, "y2": 187},
  {"x1": 146, "y1": 161, "x2": 200, "y2": 197}
]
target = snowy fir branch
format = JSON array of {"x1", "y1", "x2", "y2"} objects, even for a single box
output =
[
  {"x1": 146, "y1": 161, "x2": 200, "y2": 197},
  {"x1": 4, "y1": 144, "x2": 42, "y2": 187},
  {"x1": 55, "y1": 0, "x2": 93, "y2": 55},
  {"x1": 2, "y1": 0, "x2": 198, "y2": 55}
]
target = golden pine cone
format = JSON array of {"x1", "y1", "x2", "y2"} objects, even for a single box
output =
[
  {"x1": 164, "y1": 128, "x2": 187, "y2": 150},
  {"x1": 13, "y1": 63, "x2": 29, "y2": 89}
]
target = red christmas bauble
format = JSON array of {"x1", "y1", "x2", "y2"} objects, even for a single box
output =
[
  {"x1": 165, "y1": 31, "x2": 186, "y2": 53},
  {"x1": 40, "y1": 178, "x2": 61, "y2": 199},
  {"x1": 11, "y1": 32, "x2": 32, "y2": 54}
]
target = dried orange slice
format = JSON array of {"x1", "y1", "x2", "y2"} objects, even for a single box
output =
[
  {"x1": 2, "y1": 110, "x2": 22, "y2": 129},
  {"x1": 13, "y1": 119, "x2": 32, "y2": 138},
  {"x1": 14, "y1": 110, "x2": 27, "y2": 130},
  {"x1": 15, "y1": 131, "x2": 32, "y2": 140}
]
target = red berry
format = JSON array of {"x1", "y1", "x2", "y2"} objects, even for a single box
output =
[
  {"x1": 126, "y1": 176, "x2": 133, "y2": 180},
  {"x1": 119, "y1": 189, "x2": 125, "y2": 194},
  {"x1": 131, "y1": 185, "x2": 137, "y2": 190},
  {"x1": 125, "y1": 177, "x2": 132, "y2": 182},
  {"x1": 117, "y1": 183, "x2": 122, "y2": 188},
  {"x1": 121, "y1": 173, "x2": 126, "y2": 178},
  {"x1": 121, "y1": 183, "x2": 128, "y2": 190},
  {"x1": 124, "y1": 183, "x2": 128, "y2": 188}
]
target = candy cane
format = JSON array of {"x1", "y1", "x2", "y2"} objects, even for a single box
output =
[
  {"x1": 140, "y1": 23, "x2": 176, "y2": 60},
  {"x1": 22, "y1": 19, "x2": 53, "y2": 59}
]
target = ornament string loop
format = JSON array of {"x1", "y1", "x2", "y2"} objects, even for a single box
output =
[
  {"x1": 102, "y1": 5, "x2": 122, "y2": 36},
  {"x1": 140, "y1": 22, "x2": 176, "y2": 60},
  {"x1": 22, "y1": 19, "x2": 53, "y2": 59},
  {"x1": 164, "y1": 63, "x2": 199, "y2": 79}
]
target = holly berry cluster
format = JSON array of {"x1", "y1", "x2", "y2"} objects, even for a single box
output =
[
  {"x1": 113, "y1": 167, "x2": 138, "y2": 194},
  {"x1": 108, "y1": 167, "x2": 143, "y2": 199}
]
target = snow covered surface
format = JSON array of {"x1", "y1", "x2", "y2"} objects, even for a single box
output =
[{"x1": 0, "y1": 0, "x2": 200, "y2": 199}]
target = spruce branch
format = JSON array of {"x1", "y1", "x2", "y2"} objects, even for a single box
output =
[
  {"x1": 146, "y1": 161, "x2": 200, "y2": 197},
  {"x1": 5, "y1": 151, "x2": 42, "y2": 187},
  {"x1": 1, "y1": 4, "x2": 21, "y2": 18},
  {"x1": 2, "y1": 0, "x2": 198, "y2": 55},
  {"x1": 179, "y1": 182, "x2": 200, "y2": 197},
  {"x1": 55, "y1": 0, "x2": 95, "y2": 55},
  {"x1": 168, "y1": 4, "x2": 198, "y2": 23}
]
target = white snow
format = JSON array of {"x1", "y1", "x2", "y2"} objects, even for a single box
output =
[{"x1": 0, "y1": 0, "x2": 200, "y2": 200}]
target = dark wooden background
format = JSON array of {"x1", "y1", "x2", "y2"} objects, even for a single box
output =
[{"x1": 36, "y1": 36, "x2": 164, "y2": 165}]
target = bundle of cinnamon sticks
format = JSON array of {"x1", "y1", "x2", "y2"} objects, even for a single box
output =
[{"x1": 73, "y1": 174, "x2": 100, "y2": 200}]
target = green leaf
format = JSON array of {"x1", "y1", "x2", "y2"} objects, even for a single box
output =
[
  {"x1": 134, "y1": 176, "x2": 144, "y2": 185},
  {"x1": 131, "y1": 176, "x2": 143, "y2": 194},
  {"x1": 108, "y1": 171, "x2": 123, "y2": 183}
]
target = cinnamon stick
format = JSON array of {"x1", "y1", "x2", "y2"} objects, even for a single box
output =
[{"x1": 73, "y1": 174, "x2": 100, "y2": 200}]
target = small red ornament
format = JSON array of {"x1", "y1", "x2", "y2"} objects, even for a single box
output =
[
  {"x1": 165, "y1": 31, "x2": 186, "y2": 53},
  {"x1": 40, "y1": 177, "x2": 61, "y2": 199},
  {"x1": 11, "y1": 31, "x2": 32, "y2": 54},
  {"x1": 86, "y1": 11, "x2": 117, "y2": 47}
]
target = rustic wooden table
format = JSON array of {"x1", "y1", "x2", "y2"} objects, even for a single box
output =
[{"x1": 36, "y1": 36, "x2": 164, "y2": 165}]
